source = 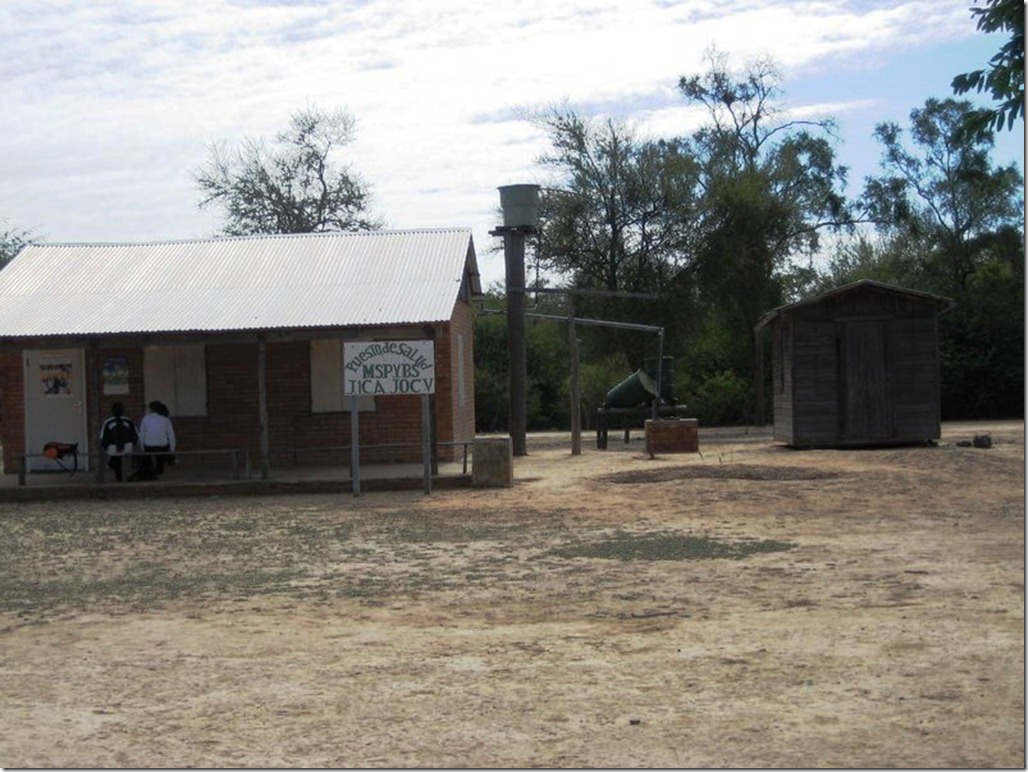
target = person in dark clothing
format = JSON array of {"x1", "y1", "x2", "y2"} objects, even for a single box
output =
[{"x1": 99, "y1": 402, "x2": 138, "y2": 482}]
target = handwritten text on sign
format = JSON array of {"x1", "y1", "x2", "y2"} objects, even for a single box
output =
[{"x1": 343, "y1": 340, "x2": 436, "y2": 396}]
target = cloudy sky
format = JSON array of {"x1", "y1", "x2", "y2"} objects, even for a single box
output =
[{"x1": 2, "y1": 0, "x2": 1022, "y2": 287}]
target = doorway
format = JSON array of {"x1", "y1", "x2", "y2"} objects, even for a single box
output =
[
  {"x1": 839, "y1": 321, "x2": 893, "y2": 442},
  {"x1": 23, "y1": 349, "x2": 90, "y2": 472}
]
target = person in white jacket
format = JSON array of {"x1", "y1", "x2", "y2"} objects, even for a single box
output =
[{"x1": 137, "y1": 400, "x2": 176, "y2": 479}]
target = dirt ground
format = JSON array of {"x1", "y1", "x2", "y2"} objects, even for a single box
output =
[{"x1": 0, "y1": 420, "x2": 1023, "y2": 769}]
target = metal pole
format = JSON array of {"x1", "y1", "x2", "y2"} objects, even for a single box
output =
[
  {"x1": 504, "y1": 229, "x2": 528, "y2": 456},
  {"x1": 523, "y1": 312, "x2": 663, "y2": 334},
  {"x1": 568, "y1": 301, "x2": 581, "y2": 456},
  {"x1": 89, "y1": 338, "x2": 103, "y2": 483},
  {"x1": 653, "y1": 330, "x2": 664, "y2": 422},
  {"x1": 421, "y1": 393, "x2": 432, "y2": 494},
  {"x1": 257, "y1": 337, "x2": 270, "y2": 480},
  {"x1": 350, "y1": 394, "x2": 361, "y2": 496},
  {"x1": 754, "y1": 328, "x2": 765, "y2": 425}
]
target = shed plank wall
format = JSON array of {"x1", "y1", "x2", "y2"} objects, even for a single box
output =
[
  {"x1": 771, "y1": 323, "x2": 793, "y2": 443},
  {"x1": 886, "y1": 316, "x2": 942, "y2": 438},
  {"x1": 770, "y1": 286, "x2": 946, "y2": 447},
  {"x1": 789, "y1": 320, "x2": 840, "y2": 445}
]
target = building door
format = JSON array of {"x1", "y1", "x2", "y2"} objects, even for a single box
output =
[
  {"x1": 23, "y1": 349, "x2": 90, "y2": 471},
  {"x1": 839, "y1": 321, "x2": 893, "y2": 441}
]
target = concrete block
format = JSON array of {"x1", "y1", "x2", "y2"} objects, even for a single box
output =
[{"x1": 472, "y1": 437, "x2": 514, "y2": 488}]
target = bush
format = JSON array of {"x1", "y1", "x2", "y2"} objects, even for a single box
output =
[
  {"x1": 681, "y1": 370, "x2": 751, "y2": 426},
  {"x1": 577, "y1": 353, "x2": 633, "y2": 429}
]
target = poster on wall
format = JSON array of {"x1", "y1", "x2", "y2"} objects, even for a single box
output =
[
  {"x1": 103, "y1": 358, "x2": 129, "y2": 395},
  {"x1": 40, "y1": 359, "x2": 73, "y2": 396}
]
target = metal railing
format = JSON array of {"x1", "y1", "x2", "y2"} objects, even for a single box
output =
[
  {"x1": 285, "y1": 440, "x2": 474, "y2": 475},
  {"x1": 18, "y1": 448, "x2": 248, "y2": 486},
  {"x1": 16, "y1": 441, "x2": 474, "y2": 486}
]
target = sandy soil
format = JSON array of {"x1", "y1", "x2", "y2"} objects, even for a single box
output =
[{"x1": 0, "y1": 421, "x2": 1023, "y2": 769}]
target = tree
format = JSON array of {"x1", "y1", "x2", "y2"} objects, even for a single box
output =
[
  {"x1": 530, "y1": 107, "x2": 701, "y2": 373},
  {"x1": 195, "y1": 105, "x2": 381, "y2": 235},
  {"x1": 0, "y1": 221, "x2": 35, "y2": 270},
  {"x1": 951, "y1": 0, "x2": 1025, "y2": 132},
  {"x1": 677, "y1": 50, "x2": 853, "y2": 418},
  {"x1": 862, "y1": 97, "x2": 1023, "y2": 300},
  {"x1": 473, "y1": 285, "x2": 575, "y2": 432},
  {"x1": 847, "y1": 97, "x2": 1024, "y2": 418},
  {"x1": 533, "y1": 107, "x2": 697, "y2": 297},
  {"x1": 679, "y1": 50, "x2": 852, "y2": 313}
]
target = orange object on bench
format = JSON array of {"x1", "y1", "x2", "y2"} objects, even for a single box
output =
[{"x1": 43, "y1": 441, "x2": 79, "y2": 474}]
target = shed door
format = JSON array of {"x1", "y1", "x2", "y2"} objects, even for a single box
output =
[
  {"x1": 839, "y1": 321, "x2": 893, "y2": 441},
  {"x1": 24, "y1": 349, "x2": 90, "y2": 471}
]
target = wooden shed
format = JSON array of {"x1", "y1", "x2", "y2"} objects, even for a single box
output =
[{"x1": 755, "y1": 280, "x2": 954, "y2": 448}]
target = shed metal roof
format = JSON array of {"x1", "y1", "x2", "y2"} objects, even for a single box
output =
[{"x1": 0, "y1": 229, "x2": 480, "y2": 338}]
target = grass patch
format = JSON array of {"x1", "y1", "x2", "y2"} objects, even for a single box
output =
[{"x1": 549, "y1": 531, "x2": 795, "y2": 562}]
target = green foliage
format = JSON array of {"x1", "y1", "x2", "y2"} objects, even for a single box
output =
[
  {"x1": 548, "y1": 530, "x2": 794, "y2": 561},
  {"x1": 577, "y1": 352, "x2": 633, "y2": 427},
  {"x1": 0, "y1": 221, "x2": 35, "y2": 270},
  {"x1": 195, "y1": 105, "x2": 381, "y2": 236},
  {"x1": 951, "y1": 0, "x2": 1025, "y2": 132},
  {"x1": 529, "y1": 50, "x2": 854, "y2": 428},
  {"x1": 525, "y1": 319, "x2": 571, "y2": 430},
  {"x1": 472, "y1": 312, "x2": 510, "y2": 432},
  {"x1": 939, "y1": 232, "x2": 1025, "y2": 418},
  {"x1": 864, "y1": 98, "x2": 1023, "y2": 300},
  {"x1": 533, "y1": 107, "x2": 697, "y2": 296},
  {"x1": 678, "y1": 369, "x2": 752, "y2": 426},
  {"x1": 818, "y1": 99, "x2": 1025, "y2": 419},
  {"x1": 473, "y1": 310, "x2": 574, "y2": 432},
  {"x1": 487, "y1": 61, "x2": 1023, "y2": 430}
]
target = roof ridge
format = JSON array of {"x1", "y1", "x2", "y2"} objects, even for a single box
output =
[{"x1": 31, "y1": 227, "x2": 473, "y2": 249}]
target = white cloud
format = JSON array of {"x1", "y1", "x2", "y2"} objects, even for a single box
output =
[{"x1": 0, "y1": 0, "x2": 1013, "y2": 285}]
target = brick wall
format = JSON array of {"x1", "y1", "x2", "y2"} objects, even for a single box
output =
[
  {"x1": 0, "y1": 310, "x2": 477, "y2": 474},
  {"x1": 644, "y1": 418, "x2": 699, "y2": 454},
  {"x1": 0, "y1": 349, "x2": 23, "y2": 472}
]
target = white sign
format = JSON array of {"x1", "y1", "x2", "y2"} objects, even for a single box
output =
[{"x1": 343, "y1": 340, "x2": 436, "y2": 396}]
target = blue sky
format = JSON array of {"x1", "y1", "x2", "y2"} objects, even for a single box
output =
[{"x1": 1, "y1": 0, "x2": 1023, "y2": 287}]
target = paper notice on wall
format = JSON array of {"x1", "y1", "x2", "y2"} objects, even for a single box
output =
[
  {"x1": 103, "y1": 358, "x2": 129, "y2": 395},
  {"x1": 40, "y1": 359, "x2": 73, "y2": 396}
]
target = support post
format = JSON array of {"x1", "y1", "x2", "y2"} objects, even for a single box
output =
[
  {"x1": 653, "y1": 330, "x2": 664, "y2": 422},
  {"x1": 350, "y1": 394, "x2": 361, "y2": 497},
  {"x1": 503, "y1": 229, "x2": 528, "y2": 457},
  {"x1": 754, "y1": 327, "x2": 765, "y2": 426},
  {"x1": 568, "y1": 301, "x2": 581, "y2": 456},
  {"x1": 90, "y1": 338, "x2": 103, "y2": 483},
  {"x1": 257, "y1": 337, "x2": 270, "y2": 480},
  {"x1": 494, "y1": 183, "x2": 540, "y2": 457},
  {"x1": 421, "y1": 393, "x2": 432, "y2": 495}
]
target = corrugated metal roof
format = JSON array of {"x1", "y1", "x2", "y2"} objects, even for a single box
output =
[{"x1": 0, "y1": 229, "x2": 480, "y2": 338}]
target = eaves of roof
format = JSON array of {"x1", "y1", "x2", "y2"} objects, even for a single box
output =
[{"x1": 754, "y1": 279, "x2": 956, "y2": 333}]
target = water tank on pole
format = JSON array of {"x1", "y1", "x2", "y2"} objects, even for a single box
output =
[{"x1": 498, "y1": 184, "x2": 540, "y2": 228}]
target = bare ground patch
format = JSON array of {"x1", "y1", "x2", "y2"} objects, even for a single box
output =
[{"x1": 0, "y1": 420, "x2": 1023, "y2": 768}]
